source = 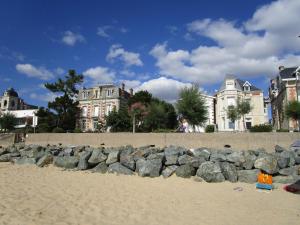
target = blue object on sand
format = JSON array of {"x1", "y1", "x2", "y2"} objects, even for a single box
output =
[{"x1": 256, "y1": 183, "x2": 273, "y2": 190}]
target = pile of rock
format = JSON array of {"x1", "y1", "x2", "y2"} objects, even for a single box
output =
[{"x1": 0, "y1": 144, "x2": 299, "y2": 183}]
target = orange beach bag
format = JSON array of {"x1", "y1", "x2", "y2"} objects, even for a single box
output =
[{"x1": 257, "y1": 172, "x2": 272, "y2": 184}]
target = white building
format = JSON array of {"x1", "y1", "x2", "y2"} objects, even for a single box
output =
[
  {"x1": 215, "y1": 75, "x2": 268, "y2": 131},
  {"x1": 0, "y1": 88, "x2": 38, "y2": 129}
]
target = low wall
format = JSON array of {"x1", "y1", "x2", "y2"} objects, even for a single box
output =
[
  {"x1": 25, "y1": 133, "x2": 300, "y2": 152},
  {"x1": 0, "y1": 134, "x2": 16, "y2": 147}
]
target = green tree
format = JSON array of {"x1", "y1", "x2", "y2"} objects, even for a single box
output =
[
  {"x1": 106, "y1": 107, "x2": 131, "y2": 132},
  {"x1": 176, "y1": 85, "x2": 208, "y2": 128},
  {"x1": 35, "y1": 107, "x2": 57, "y2": 132},
  {"x1": 0, "y1": 113, "x2": 16, "y2": 132},
  {"x1": 44, "y1": 70, "x2": 83, "y2": 131},
  {"x1": 226, "y1": 105, "x2": 239, "y2": 130},
  {"x1": 128, "y1": 90, "x2": 152, "y2": 106},
  {"x1": 237, "y1": 99, "x2": 252, "y2": 130},
  {"x1": 129, "y1": 102, "x2": 148, "y2": 133},
  {"x1": 285, "y1": 100, "x2": 300, "y2": 131}
]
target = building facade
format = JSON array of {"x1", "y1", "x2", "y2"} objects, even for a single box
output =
[
  {"x1": 269, "y1": 66, "x2": 300, "y2": 131},
  {"x1": 77, "y1": 84, "x2": 132, "y2": 132},
  {"x1": 0, "y1": 88, "x2": 38, "y2": 129},
  {"x1": 215, "y1": 75, "x2": 268, "y2": 131}
]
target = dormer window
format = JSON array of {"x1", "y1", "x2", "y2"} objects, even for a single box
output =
[{"x1": 243, "y1": 81, "x2": 251, "y2": 92}]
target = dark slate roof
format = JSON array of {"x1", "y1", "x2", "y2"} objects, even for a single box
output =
[
  {"x1": 5, "y1": 88, "x2": 19, "y2": 97},
  {"x1": 236, "y1": 79, "x2": 261, "y2": 91},
  {"x1": 279, "y1": 67, "x2": 297, "y2": 79}
]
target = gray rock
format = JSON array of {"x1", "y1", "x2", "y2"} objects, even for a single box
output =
[
  {"x1": 176, "y1": 164, "x2": 196, "y2": 178},
  {"x1": 107, "y1": 162, "x2": 134, "y2": 175},
  {"x1": 196, "y1": 162, "x2": 225, "y2": 182},
  {"x1": 210, "y1": 153, "x2": 226, "y2": 162},
  {"x1": 88, "y1": 149, "x2": 107, "y2": 166},
  {"x1": 15, "y1": 157, "x2": 36, "y2": 165},
  {"x1": 275, "y1": 145, "x2": 286, "y2": 153},
  {"x1": 78, "y1": 151, "x2": 92, "y2": 170},
  {"x1": 237, "y1": 169, "x2": 259, "y2": 183},
  {"x1": 36, "y1": 154, "x2": 53, "y2": 167},
  {"x1": 242, "y1": 153, "x2": 256, "y2": 170},
  {"x1": 279, "y1": 166, "x2": 300, "y2": 176},
  {"x1": 295, "y1": 157, "x2": 300, "y2": 165},
  {"x1": 220, "y1": 162, "x2": 238, "y2": 182},
  {"x1": 63, "y1": 148, "x2": 74, "y2": 156},
  {"x1": 226, "y1": 151, "x2": 245, "y2": 166},
  {"x1": 136, "y1": 158, "x2": 162, "y2": 177},
  {"x1": 106, "y1": 150, "x2": 120, "y2": 164},
  {"x1": 254, "y1": 155, "x2": 278, "y2": 174},
  {"x1": 164, "y1": 145, "x2": 186, "y2": 156},
  {"x1": 290, "y1": 140, "x2": 300, "y2": 151},
  {"x1": 20, "y1": 147, "x2": 45, "y2": 160},
  {"x1": 178, "y1": 154, "x2": 193, "y2": 165},
  {"x1": 0, "y1": 148, "x2": 8, "y2": 156},
  {"x1": 277, "y1": 156, "x2": 290, "y2": 169},
  {"x1": 273, "y1": 175, "x2": 296, "y2": 184},
  {"x1": 91, "y1": 162, "x2": 108, "y2": 173},
  {"x1": 119, "y1": 148, "x2": 135, "y2": 170},
  {"x1": 54, "y1": 156, "x2": 79, "y2": 169},
  {"x1": 162, "y1": 165, "x2": 178, "y2": 178},
  {"x1": 192, "y1": 148, "x2": 211, "y2": 160},
  {"x1": 10, "y1": 152, "x2": 21, "y2": 158},
  {"x1": 190, "y1": 157, "x2": 206, "y2": 168},
  {"x1": 0, "y1": 153, "x2": 11, "y2": 162},
  {"x1": 280, "y1": 151, "x2": 296, "y2": 167},
  {"x1": 165, "y1": 154, "x2": 178, "y2": 165}
]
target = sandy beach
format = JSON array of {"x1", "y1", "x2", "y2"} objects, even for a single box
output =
[{"x1": 0, "y1": 163, "x2": 299, "y2": 225}]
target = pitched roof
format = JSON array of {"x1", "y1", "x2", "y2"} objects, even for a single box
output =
[
  {"x1": 218, "y1": 76, "x2": 261, "y2": 92},
  {"x1": 279, "y1": 67, "x2": 297, "y2": 79}
]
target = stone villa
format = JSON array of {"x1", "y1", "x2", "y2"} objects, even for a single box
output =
[
  {"x1": 215, "y1": 75, "x2": 268, "y2": 131},
  {"x1": 77, "y1": 84, "x2": 132, "y2": 132}
]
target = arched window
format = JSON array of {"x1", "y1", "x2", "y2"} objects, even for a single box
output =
[
  {"x1": 4, "y1": 100, "x2": 7, "y2": 107},
  {"x1": 94, "y1": 106, "x2": 99, "y2": 117},
  {"x1": 11, "y1": 100, "x2": 15, "y2": 108}
]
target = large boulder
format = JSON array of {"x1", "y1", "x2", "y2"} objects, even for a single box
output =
[
  {"x1": 91, "y1": 162, "x2": 108, "y2": 173},
  {"x1": 54, "y1": 156, "x2": 79, "y2": 169},
  {"x1": 242, "y1": 153, "x2": 256, "y2": 170},
  {"x1": 279, "y1": 166, "x2": 300, "y2": 176},
  {"x1": 136, "y1": 158, "x2": 162, "y2": 177},
  {"x1": 176, "y1": 164, "x2": 196, "y2": 178},
  {"x1": 226, "y1": 151, "x2": 245, "y2": 166},
  {"x1": 119, "y1": 147, "x2": 135, "y2": 170},
  {"x1": 254, "y1": 155, "x2": 278, "y2": 174},
  {"x1": 107, "y1": 162, "x2": 134, "y2": 175},
  {"x1": 15, "y1": 157, "x2": 36, "y2": 165},
  {"x1": 273, "y1": 175, "x2": 297, "y2": 184},
  {"x1": 36, "y1": 154, "x2": 53, "y2": 167},
  {"x1": 275, "y1": 145, "x2": 287, "y2": 153},
  {"x1": 0, "y1": 153, "x2": 11, "y2": 162},
  {"x1": 106, "y1": 150, "x2": 120, "y2": 165},
  {"x1": 280, "y1": 151, "x2": 296, "y2": 167},
  {"x1": 78, "y1": 151, "x2": 92, "y2": 170},
  {"x1": 237, "y1": 169, "x2": 259, "y2": 183},
  {"x1": 290, "y1": 140, "x2": 300, "y2": 152},
  {"x1": 210, "y1": 153, "x2": 226, "y2": 162},
  {"x1": 277, "y1": 156, "x2": 290, "y2": 169},
  {"x1": 178, "y1": 155, "x2": 193, "y2": 165},
  {"x1": 165, "y1": 146, "x2": 187, "y2": 156},
  {"x1": 165, "y1": 154, "x2": 178, "y2": 165},
  {"x1": 220, "y1": 162, "x2": 238, "y2": 182},
  {"x1": 162, "y1": 165, "x2": 178, "y2": 178},
  {"x1": 0, "y1": 148, "x2": 8, "y2": 156},
  {"x1": 196, "y1": 162, "x2": 225, "y2": 182},
  {"x1": 20, "y1": 145, "x2": 45, "y2": 160},
  {"x1": 192, "y1": 148, "x2": 211, "y2": 160},
  {"x1": 88, "y1": 149, "x2": 107, "y2": 166}
]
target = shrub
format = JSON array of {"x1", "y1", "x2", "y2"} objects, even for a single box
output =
[
  {"x1": 73, "y1": 128, "x2": 82, "y2": 133},
  {"x1": 205, "y1": 125, "x2": 215, "y2": 133},
  {"x1": 249, "y1": 124, "x2": 272, "y2": 132},
  {"x1": 52, "y1": 127, "x2": 65, "y2": 133},
  {"x1": 276, "y1": 129, "x2": 289, "y2": 132}
]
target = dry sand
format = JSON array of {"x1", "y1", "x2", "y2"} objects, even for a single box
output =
[{"x1": 0, "y1": 163, "x2": 299, "y2": 225}]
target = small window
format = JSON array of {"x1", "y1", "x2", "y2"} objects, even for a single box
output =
[
  {"x1": 11, "y1": 100, "x2": 15, "y2": 107},
  {"x1": 94, "y1": 106, "x2": 99, "y2": 117},
  {"x1": 228, "y1": 121, "x2": 235, "y2": 129},
  {"x1": 244, "y1": 86, "x2": 250, "y2": 92},
  {"x1": 95, "y1": 90, "x2": 99, "y2": 99},
  {"x1": 82, "y1": 106, "x2": 87, "y2": 117},
  {"x1": 107, "y1": 89, "x2": 112, "y2": 97},
  {"x1": 93, "y1": 119, "x2": 98, "y2": 130},
  {"x1": 4, "y1": 100, "x2": 7, "y2": 107},
  {"x1": 82, "y1": 120, "x2": 86, "y2": 130}
]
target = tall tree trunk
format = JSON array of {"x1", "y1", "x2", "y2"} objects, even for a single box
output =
[
  {"x1": 243, "y1": 115, "x2": 246, "y2": 131},
  {"x1": 132, "y1": 114, "x2": 136, "y2": 133}
]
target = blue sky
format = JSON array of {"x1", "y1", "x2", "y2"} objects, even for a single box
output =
[{"x1": 0, "y1": 0, "x2": 299, "y2": 107}]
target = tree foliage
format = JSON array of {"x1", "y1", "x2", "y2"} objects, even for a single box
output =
[
  {"x1": 128, "y1": 90, "x2": 152, "y2": 107},
  {"x1": 106, "y1": 107, "x2": 131, "y2": 132},
  {"x1": 285, "y1": 100, "x2": 300, "y2": 130},
  {"x1": 176, "y1": 85, "x2": 208, "y2": 126},
  {"x1": 237, "y1": 99, "x2": 252, "y2": 130},
  {"x1": 0, "y1": 113, "x2": 16, "y2": 132},
  {"x1": 35, "y1": 107, "x2": 57, "y2": 132},
  {"x1": 44, "y1": 70, "x2": 83, "y2": 131},
  {"x1": 227, "y1": 105, "x2": 239, "y2": 123}
]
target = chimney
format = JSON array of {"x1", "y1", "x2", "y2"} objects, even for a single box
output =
[
  {"x1": 279, "y1": 66, "x2": 285, "y2": 71},
  {"x1": 129, "y1": 88, "x2": 133, "y2": 96}
]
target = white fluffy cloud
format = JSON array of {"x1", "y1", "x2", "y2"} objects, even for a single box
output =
[
  {"x1": 151, "y1": 0, "x2": 300, "y2": 85},
  {"x1": 62, "y1": 31, "x2": 85, "y2": 46},
  {"x1": 107, "y1": 44, "x2": 143, "y2": 67},
  {"x1": 83, "y1": 66, "x2": 116, "y2": 85},
  {"x1": 16, "y1": 64, "x2": 54, "y2": 80},
  {"x1": 136, "y1": 77, "x2": 192, "y2": 102}
]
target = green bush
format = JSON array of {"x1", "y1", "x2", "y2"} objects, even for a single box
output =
[
  {"x1": 249, "y1": 124, "x2": 272, "y2": 132},
  {"x1": 276, "y1": 129, "x2": 289, "y2": 132},
  {"x1": 73, "y1": 128, "x2": 82, "y2": 133},
  {"x1": 205, "y1": 125, "x2": 215, "y2": 133},
  {"x1": 52, "y1": 127, "x2": 65, "y2": 133}
]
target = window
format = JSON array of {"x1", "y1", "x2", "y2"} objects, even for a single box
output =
[
  {"x1": 82, "y1": 106, "x2": 87, "y2": 117},
  {"x1": 107, "y1": 89, "x2": 112, "y2": 97},
  {"x1": 4, "y1": 100, "x2": 7, "y2": 107},
  {"x1": 228, "y1": 121, "x2": 235, "y2": 129},
  {"x1": 244, "y1": 86, "x2": 250, "y2": 92},
  {"x1": 82, "y1": 120, "x2": 86, "y2": 130},
  {"x1": 227, "y1": 97, "x2": 236, "y2": 106},
  {"x1": 105, "y1": 104, "x2": 112, "y2": 115},
  {"x1": 94, "y1": 106, "x2": 99, "y2": 117},
  {"x1": 246, "y1": 122, "x2": 252, "y2": 129},
  {"x1": 82, "y1": 92, "x2": 86, "y2": 99},
  {"x1": 11, "y1": 100, "x2": 15, "y2": 108},
  {"x1": 226, "y1": 81, "x2": 234, "y2": 90},
  {"x1": 93, "y1": 119, "x2": 98, "y2": 130},
  {"x1": 95, "y1": 90, "x2": 99, "y2": 99}
]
